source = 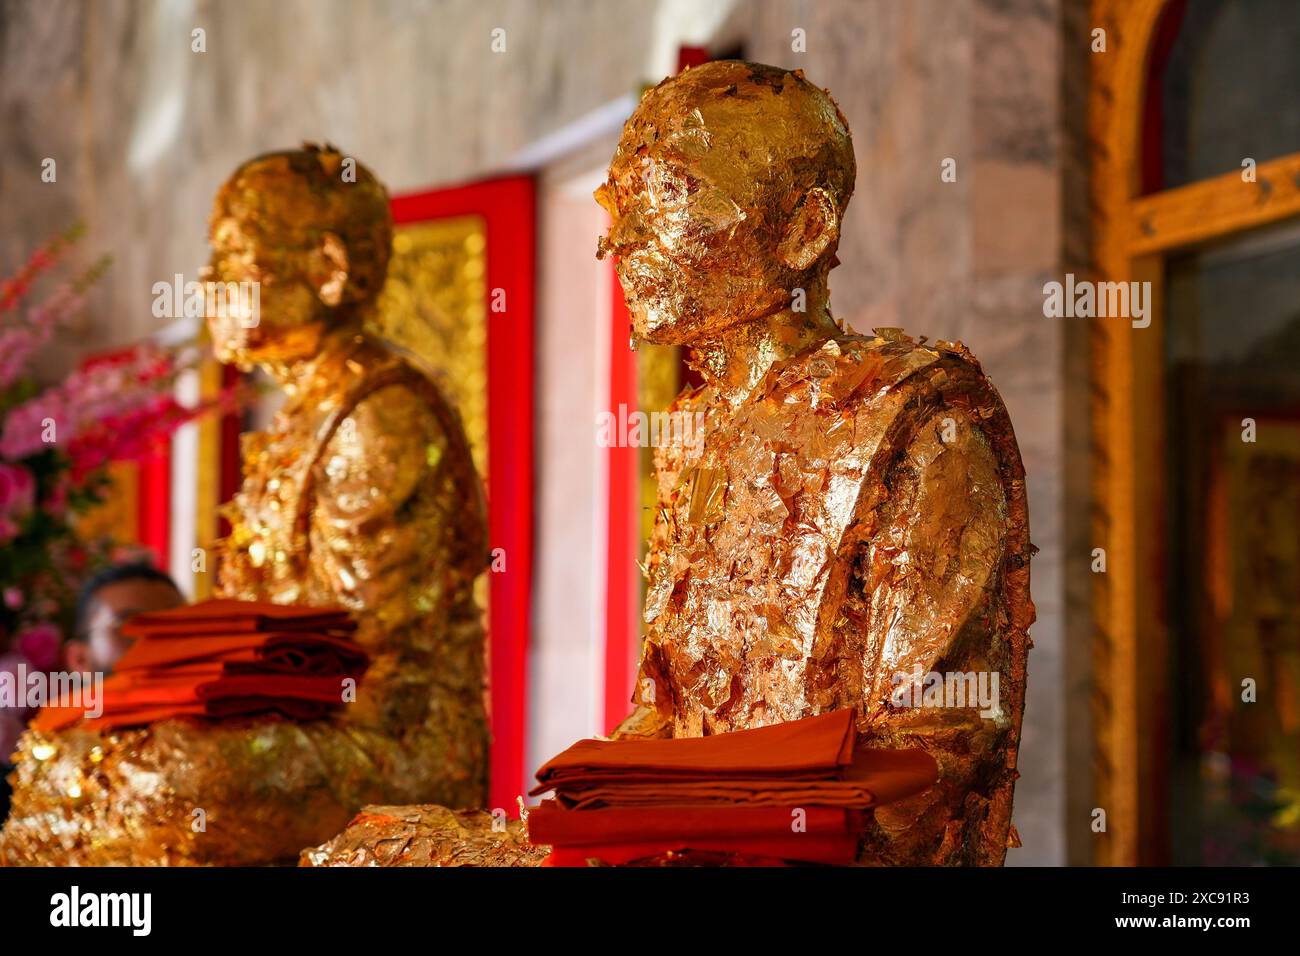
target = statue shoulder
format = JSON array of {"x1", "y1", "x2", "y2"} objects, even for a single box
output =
[
  {"x1": 326, "y1": 337, "x2": 459, "y2": 455},
  {"x1": 344, "y1": 378, "x2": 438, "y2": 433},
  {"x1": 752, "y1": 331, "x2": 941, "y2": 417},
  {"x1": 315, "y1": 383, "x2": 437, "y2": 517},
  {"x1": 314, "y1": 345, "x2": 483, "y2": 528},
  {"x1": 349, "y1": 338, "x2": 473, "y2": 455},
  {"x1": 799, "y1": 331, "x2": 1000, "y2": 417}
]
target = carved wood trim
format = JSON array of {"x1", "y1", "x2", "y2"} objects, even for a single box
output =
[
  {"x1": 1128, "y1": 153, "x2": 1300, "y2": 256},
  {"x1": 1089, "y1": 0, "x2": 1300, "y2": 865},
  {"x1": 1088, "y1": 0, "x2": 1168, "y2": 868}
]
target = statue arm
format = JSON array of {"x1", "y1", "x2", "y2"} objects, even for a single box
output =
[
  {"x1": 850, "y1": 406, "x2": 1024, "y2": 865},
  {"x1": 610, "y1": 705, "x2": 672, "y2": 740}
]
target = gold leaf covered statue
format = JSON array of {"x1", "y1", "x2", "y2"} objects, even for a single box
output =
[
  {"x1": 0, "y1": 146, "x2": 489, "y2": 865},
  {"x1": 306, "y1": 62, "x2": 1032, "y2": 867}
]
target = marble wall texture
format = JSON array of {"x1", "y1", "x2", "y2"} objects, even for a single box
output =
[{"x1": 0, "y1": 0, "x2": 1091, "y2": 864}]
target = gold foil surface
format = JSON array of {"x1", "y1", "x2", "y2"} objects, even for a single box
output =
[
  {"x1": 305, "y1": 63, "x2": 1032, "y2": 867},
  {"x1": 622, "y1": 332, "x2": 1033, "y2": 866},
  {"x1": 300, "y1": 805, "x2": 548, "y2": 867},
  {"x1": 0, "y1": 147, "x2": 490, "y2": 865},
  {"x1": 373, "y1": 217, "x2": 489, "y2": 475},
  {"x1": 598, "y1": 63, "x2": 1032, "y2": 865}
]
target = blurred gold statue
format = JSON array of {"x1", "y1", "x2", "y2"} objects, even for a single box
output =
[
  {"x1": 307, "y1": 62, "x2": 1032, "y2": 867},
  {"x1": 0, "y1": 146, "x2": 489, "y2": 865}
]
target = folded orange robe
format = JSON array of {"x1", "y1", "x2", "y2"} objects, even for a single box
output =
[
  {"x1": 542, "y1": 837, "x2": 854, "y2": 867},
  {"x1": 532, "y1": 708, "x2": 858, "y2": 794},
  {"x1": 32, "y1": 666, "x2": 362, "y2": 732},
  {"x1": 114, "y1": 631, "x2": 368, "y2": 675},
  {"x1": 557, "y1": 749, "x2": 939, "y2": 810},
  {"x1": 527, "y1": 710, "x2": 939, "y2": 866},
  {"x1": 121, "y1": 599, "x2": 356, "y2": 637},
  {"x1": 529, "y1": 803, "x2": 864, "y2": 866},
  {"x1": 32, "y1": 600, "x2": 365, "y2": 733}
]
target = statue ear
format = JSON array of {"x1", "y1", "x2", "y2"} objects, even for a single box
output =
[
  {"x1": 311, "y1": 231, "x2": 350, "y2": 307},
  {"x1": 777, "y1": 187, "x2": 839, "y2": 271}
]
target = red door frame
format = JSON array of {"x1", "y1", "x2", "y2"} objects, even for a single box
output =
[
  {"x1": 78, "y1": 349, "x2": 172, "y2": 571},
  {"x1": 391, "y1": 176, "x2": 536, "y2": 813},
  {"x1": 604, "y1": 258, "x2": 639, "y2": 732},
  {"x1": 600, "y1": 46, "x2": 713, "y2": 731}
]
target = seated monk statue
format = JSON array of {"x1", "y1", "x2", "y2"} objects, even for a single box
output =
[
  {"x1": 0, "y1": 146, "x2": 490, "y2": 865},
  {"x1": 305, "y1": 62, "x2": 1033, "y2": 868}
]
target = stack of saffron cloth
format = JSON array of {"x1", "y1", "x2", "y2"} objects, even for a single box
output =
[
  {"x1": 527, "y1": 709, "x2": 937, "y2": 866},
  {"x1": 33, "y1": 599, "x2": 367, "y2": 732}
]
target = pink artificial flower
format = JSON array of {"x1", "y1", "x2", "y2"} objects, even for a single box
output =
[
  {"x1": 16, "y1": 622, "x2": 62, "y2": 671},
  {"x1": 0, "y1": 463, "x2": 36, "y2": 517},
  {"x1": 43, "y1": 478, "x2": 68, "y2": 518},
  {"x1": 0, "y1": 399, "x2": 62, "y2": 461},
  {"x1": 0, "y1": 287, "x2": 82, "y2": 390},
  {"x1": 0, "y1": 342, "x2": 189, "y2": 465},
  {"x1": 0, "y1": 223, "x2": 84, "y2": 313}
]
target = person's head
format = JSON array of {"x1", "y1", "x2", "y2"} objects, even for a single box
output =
[
  {"x1": 206, "y1": 144, "x2": 392, "y2": 367},
  {"x1": 596, "y1": 61, "x2": 855, "y2": 346},
  {"x1": 69, "y1": 563, "x2": 184, "y2": 673}
]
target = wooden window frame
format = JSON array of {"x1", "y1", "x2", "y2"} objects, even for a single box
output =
[{"x1": 1089, "y1": 0, "x2": 1300, "y2": 865}]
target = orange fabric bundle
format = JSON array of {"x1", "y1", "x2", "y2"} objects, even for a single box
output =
[
  {"x1": 528, "y1": 710, "x2": 938, "y2": 866},
  {"x1": 33, "y1": 599, "x2": 366, "y2": 732},
  {"x1": 114, "y1": 630, "x2": 368, "y2": 676},
  {"x1": 550, "y1": 749, "x2": 940, "y2": 810},
  {"x1": 532, "y1": 707, "x2": 857, "y2": 788},
  {"x1": 120, "y1": 599, "x2": 356, "y2": 637},
  {"x1": 530, "y1": 804, "x2": 865, "y2": 866}
]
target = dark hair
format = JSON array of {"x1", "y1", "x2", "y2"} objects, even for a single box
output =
[{"x1": 75, "y1": 563, "x2": 181, "y2": 637}]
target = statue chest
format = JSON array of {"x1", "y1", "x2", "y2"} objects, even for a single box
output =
[
  {"x1": 219, "y1": 390, "x2": 340, "y2": 604},
  {"x1": 641, "y1": 392, "x2": 877, "y2": 732}
]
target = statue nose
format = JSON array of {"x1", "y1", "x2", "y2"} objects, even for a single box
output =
[{"x1": 599, "y1": 211, "x2": 649, "y2": 260}]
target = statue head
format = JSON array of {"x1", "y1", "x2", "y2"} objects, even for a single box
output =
[
  {"x1": 596, "y1": 61, "x2": 855, "y2": 345},
  {"x1": 206, "y1": 144, "x2": 391, "y2": 366}
]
